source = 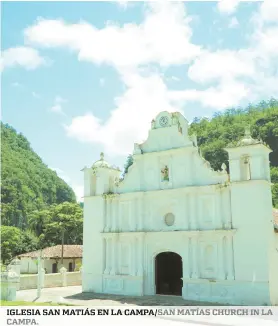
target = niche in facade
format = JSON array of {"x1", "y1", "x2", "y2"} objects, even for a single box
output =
[{"x1": 240, "y1": 155, "x2": 251, "y2": 181}]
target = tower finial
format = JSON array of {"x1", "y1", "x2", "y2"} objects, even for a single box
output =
[{"x1": 100, "y1": 152, "x2": 104, "y2": 160}]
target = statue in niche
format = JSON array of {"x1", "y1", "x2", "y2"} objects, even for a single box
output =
[
  {"x1": 161, "y1": 165, "x2": 169, "y2": 182},
  {"x1": 221, "y1": 163, "x2": 227, "y2": 173}
]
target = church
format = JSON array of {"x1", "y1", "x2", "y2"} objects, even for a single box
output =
[{"x1": 82, "y1": 111, "x2": 278, "y2": 305}]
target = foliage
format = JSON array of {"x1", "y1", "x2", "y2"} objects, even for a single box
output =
[
  {"x1": 123, "y1": 154, "x2": 134, "y2": 175},
  {"x1": 188, "y1": 98, "x2": 278, "y2": 207},
  {"x1": 1, "y1": 202, "x2": 83, "y2": 263},
  {"x1": 33, "y1": 202, "x2": 83, "y2": 247},
  {"x1": 0, "y1": 226, "x2": 21, "y2": 264},
  {"x1": 1, "y1": 123, "x2": 76, "y2": 228}
]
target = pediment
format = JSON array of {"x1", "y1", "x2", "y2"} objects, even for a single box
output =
[
  {"x1": 116, "y1": 111, "x2": 228, "y2": 194},
  {"x1": 132, "y1": 111, "x2": 195, "y2": 155}
]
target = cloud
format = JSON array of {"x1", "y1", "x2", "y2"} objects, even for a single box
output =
[
  {"x1": 228, "y1": 17, "x2": 239, "y2": 28},
  {"x1": 217, "y1": 0, "x2": 240, "y2": 15},
  {"x1": 260, "y1": 0, "x2": 278, "y2": 22},
  {"x1": 20, "y1": 1, "x2": 277, "y2": 159},
  {"x1": 65, "y1": 71, "x2": 179, "y2": 155},
  {"x1": 1, "y1": 46, "x2": 46, "y2": 71},
  {"x1": 188, "y1": 50, "x2": 255, "y2": 84},
  {"x1": 50, "y1": 96, "x2": 67, "y2": 115},
  {"x1": 169, "y1": 79, "x2": 250, "y2": 109},
  {"x1": 63, "y1": 1, "x2": 278, "y2": 157},
  {"x1": 24, "y1": 2, "x2": 201, "y2": 70}
]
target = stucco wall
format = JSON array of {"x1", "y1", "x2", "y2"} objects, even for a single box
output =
[
  {"x1": 20, "y1": 258, "x2": 38, "y2": 274},
  {"x1": 20, "y1": 258, "x2": 82, "y2": 274},
  {"x1": 82, "y1": 111, "x2": 276, "y2": 305},
  {"x1": 19, "y1": 271, "x2": 82, "y2": 290},
  {"x1": 269, "y1": 232, "x2": 278, "y2": 305}
]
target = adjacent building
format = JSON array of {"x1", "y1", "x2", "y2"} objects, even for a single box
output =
[{"x1": 17, "y1": 245, "x2": 82, "y2": 274}]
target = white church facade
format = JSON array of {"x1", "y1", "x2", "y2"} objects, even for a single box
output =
[{"x1": 82, "y1": 111, "x2": 278, "y2": 305}]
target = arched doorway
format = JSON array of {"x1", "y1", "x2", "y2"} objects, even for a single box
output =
[{"x1": 155, "y1": 252, "x2": 183, "y2": 296}]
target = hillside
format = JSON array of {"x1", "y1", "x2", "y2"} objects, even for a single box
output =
[
  {"x1": 1, "y1": 123, "x2": 76, "y2": 228},
  {"x1": 188, "y1": 98, "x2": 278, "y2": 207}
]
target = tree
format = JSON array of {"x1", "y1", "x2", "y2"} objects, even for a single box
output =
[
  {"x1": 123, "y1": 154, "x2": 134, "y2": 175},
  {"x1": 189, "y1": 98, "x2": 278, "y2": 206},
  {"x1": 1, "y1": 122, "x2": 77, "y2": 228},
  {"x1": 39, "y1": 202, "x2": 83, "y2": 248},
  {"x1": 1, "y1": 226, "x2": 21, "y2": 264}
]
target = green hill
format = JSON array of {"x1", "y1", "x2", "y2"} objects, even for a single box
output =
[
  {"x1": 188, "y1": 98, "x2": 278, "y2": 207},
  {"x1": 1, "y1": 123, "x2": 76, "y2": 228}
]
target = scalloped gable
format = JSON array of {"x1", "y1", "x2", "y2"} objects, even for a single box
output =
[
  {"x1": 139, "y1": 111, "x2": 194, "y2": 154},
  {"x1": 117, "y1": 111, "x2": 228, "y2": 193}
]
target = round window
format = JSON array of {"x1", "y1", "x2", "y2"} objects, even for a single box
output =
[{"x1": 164, "y1": 213, "x2": 175, "y2": 226}]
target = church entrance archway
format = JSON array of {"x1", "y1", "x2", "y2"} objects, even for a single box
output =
[{"x1": 155, "y1": 252, "x2": 183, "y2": 296}]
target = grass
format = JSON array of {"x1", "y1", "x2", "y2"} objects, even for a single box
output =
[{"x1": 1, "y1": 300, "x2": 75, "y2": 306}]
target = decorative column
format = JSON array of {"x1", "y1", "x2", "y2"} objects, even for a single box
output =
[
  {"x1": 138, "y1": 197, "x2": 143, "y2": 231},
  {"x1": 190, "y1": 194, "x2": 196, "y2": 230},
  {"x1": 217, "y1": 235, "x2": 225, "y2": 280},
  {"x1": 104, "y1": 199, "x2": 109, "y2": 232},
  {"x1": 227, "y1": 235, "x2": 235, "y2": 280},
  {"x1": 115, "y1": 198, "x2": 118, "y2": 232},
  {"x1": 131, "y1": 238, "x2": 137, "y2": 276},
  {"x1": 137, "y1": 234, "x2": 144, "y2": 276},
  {"x1": 104, "y1": 236, "x2": 111, "y2": 275},
  {"x1": 0, "y1": 269, "x2": 20, "y2": 301},
  {"x1": 130, "y1": 200, "x2": 136, "y2": 231},
  {"x1": 216, "y1": 190, "x2": 222, "y2": 229},
  {"x1": 110, "y1": 235, "x2": 117, "y2": 275},
  {"x1": 191, "y1": 235, "x2": 199, "y2": 279},
  {"x1": 60, "y1": 266, "x2": 67, "y2": 287},
  {"x1": 107, "y1": 199, "x2": 112, "y2": 232},
  {"x1": 111, "y1": 198, "x2": 115, "y2": 232},
  {"x1": 182, "y1": 237, "x2": 190, "y2": 279}
]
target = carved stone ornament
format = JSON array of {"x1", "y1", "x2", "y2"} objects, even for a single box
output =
[{"x1": 161, "y1": 165, "x2": 169, "y2": 182}]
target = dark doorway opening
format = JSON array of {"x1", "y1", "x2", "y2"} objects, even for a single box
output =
[
  {"x1": 52, "y1": 263, "x2": 57, "y2": 273},
  {"x1": 69, "y1": 262, "x2": 73, "y2": 272},
  {"x1": 155, "y1": 252, "x2": 183, "y2": 296}
]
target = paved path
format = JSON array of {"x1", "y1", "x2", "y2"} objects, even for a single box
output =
[{"x1": 16, "y1": 286, "x2": 228, "y2": 306}]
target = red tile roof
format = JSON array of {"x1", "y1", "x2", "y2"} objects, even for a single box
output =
[{"x1": 17, "y1": 245, "x2": 82, "y2": 259}]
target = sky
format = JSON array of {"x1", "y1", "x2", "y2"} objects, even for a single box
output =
[{"x1": 1, "y1": 0, "x2": 278, "y2": 202}]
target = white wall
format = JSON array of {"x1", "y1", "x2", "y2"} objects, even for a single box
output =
[
  {"x1": 19, "y1": 271, "x2": 82, "y2": 290},
  {"x1": 269, "y1": 232, "x2": 278, "y2": 305},
  {"x1": 83, "y1": 111, "x2": 276, "y2": 305},
  {"x1": 20, "y1": 258, "x2": 38, "y2": 274},
  {"x1": 20, "y1": 258, "x2": 82, "y2": 274}
]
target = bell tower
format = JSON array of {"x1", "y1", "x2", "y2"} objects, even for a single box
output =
[
  {"x1": 224, "y1": 126, "x2": 273, "y2": 297},
  {"x1": 225, "y1": 126, "x2": 271, "y2": 182},
  {"x1": 82, "y1": 152, "x2": 121, "y2": 197},
  {"x1": 81, "y1": 152, "x2": 121, "y2": 293}
]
